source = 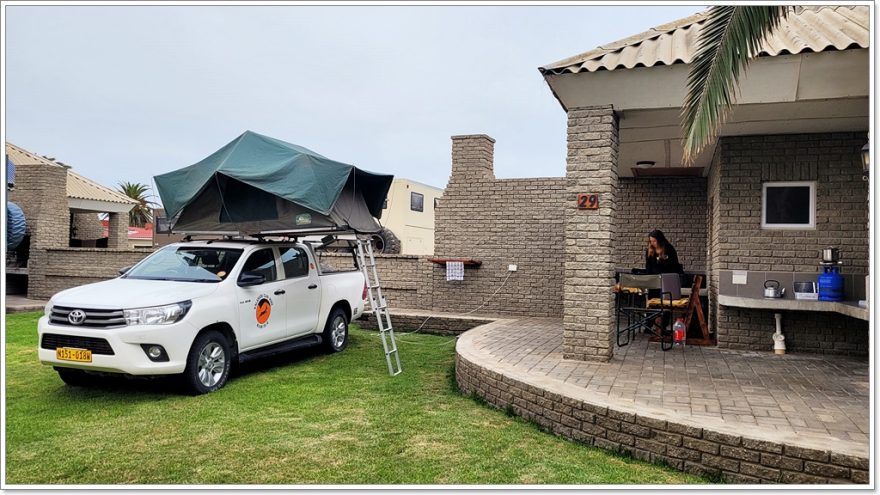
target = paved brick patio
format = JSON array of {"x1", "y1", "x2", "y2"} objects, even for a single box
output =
[{"x1": 456, "y1": 318, "x2": 869, "y2": 483}]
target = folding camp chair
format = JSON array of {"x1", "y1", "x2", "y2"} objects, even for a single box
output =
[
  {"x1": 615, "y1": 273, "x2": 673, "y2": 351},
  {"x1": 646, "y1": 275, "x2": 710, "y2": 344}
]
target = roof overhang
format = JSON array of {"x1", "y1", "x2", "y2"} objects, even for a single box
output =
[
  {"x1": 544, "y1": 49, "x2": 869, "y2": 177},
  {"x1": 69, "y1": 198, "x2": 135, "y2": 214},
  {"x1": 544, "y1": 49, "x2": 868, "y2": 112}
]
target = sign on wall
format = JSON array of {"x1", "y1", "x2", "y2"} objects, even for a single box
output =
[{"x1": 577, "y1": 193, "x2": 599, "y2": 209}]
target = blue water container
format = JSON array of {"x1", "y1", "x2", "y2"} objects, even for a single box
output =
[{"x1": 818, "y1": 265, "x2": 844, "y2": 301}]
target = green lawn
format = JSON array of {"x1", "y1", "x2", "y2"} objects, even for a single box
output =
[{"x1": 6, "y1": 311, "x2": 705, "y2": 485}]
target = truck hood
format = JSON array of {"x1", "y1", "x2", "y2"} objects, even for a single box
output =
[{"x1": 50, "y1": 278, "x2": 221, "y2": 310}]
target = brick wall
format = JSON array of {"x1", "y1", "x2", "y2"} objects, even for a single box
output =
[
  {"x1": 320, "y1": 252, "x2": 433, "y2": 311},
  {"x1": 709, "y1": 133, "x2": 870, "y2": 355},
  {"x1": 28, "y1": 248, "x2": 151, "y2": 300},
  {"x1": 716, "y1": 308, "x2": 868, "y2": 356},
  {"x1": 713, "y1": 133, "x2": 868, "y2": 273},
  {"x1": 616, "y1": 178, "x2": 707, "y2": 273},
  {"x1": 433, "y1": 135, "x2": 567, "y2": 317},
  {"x1": 72, "y1": 213, "x2": 105, "y2": 240},
  {"x1": 456, "y1": 351, "x2": 868, "y2": 484}
]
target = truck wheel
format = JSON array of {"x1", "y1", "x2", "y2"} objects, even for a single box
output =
[
  {"x1": 322, "y1": 308, "x2": 349, "y2": 353},
  {"x1": 182, "y1": 330, "x2": 231, "y2": 395},
  {"x1": 371, "y1": 228, "x2": 400, "y2": 254},
  {"x1": 55, "y1": 367, "x2": 93, "y2": 387}
]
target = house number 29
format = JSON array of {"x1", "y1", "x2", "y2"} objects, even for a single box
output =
[{"x1": 577, "y1": 193, "x2": 599, "y2": 209}]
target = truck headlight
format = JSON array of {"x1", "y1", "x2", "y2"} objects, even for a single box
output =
[
  {"x1": 123, "y1": 301, "x2": 192, "y2": 326},
  {"x1": 44, "y1": 303, "x2": 53, "y2": 317}
]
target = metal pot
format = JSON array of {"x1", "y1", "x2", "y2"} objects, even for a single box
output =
[
  {"x1": 822, "y1": 247, "x2": 840, "y2": 263},
  {"x1": 764, "y1": 280, "x2": 785, "y2": 298}
]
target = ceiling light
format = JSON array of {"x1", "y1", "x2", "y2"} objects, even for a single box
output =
[{"x1": 636, "y1": 161, "x2": 656, "y2": 168}]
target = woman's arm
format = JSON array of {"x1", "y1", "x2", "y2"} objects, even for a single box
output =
[{"x1": 646, "y1": 250, "x2": 658, "y2": 273}]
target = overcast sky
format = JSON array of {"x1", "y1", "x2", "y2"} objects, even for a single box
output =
[{"x1": 5, "y1": 4, "x2": 702, "y2": 203}]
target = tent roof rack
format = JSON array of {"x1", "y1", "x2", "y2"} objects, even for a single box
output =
[{"x1": 176, "y1": 227, "x2": 365, "y2": 244}]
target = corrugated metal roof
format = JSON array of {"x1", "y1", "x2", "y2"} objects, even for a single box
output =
[
  {"x1": 6, "y1": 141, "x2": 137, "y2": 205},
  {"x1": 540, "y1": 5, "x2": 869, "y2": 75},
  {"x1": 67, "y1": 170, "x2": 138, "y2": 205},
  {"x1": 5, "y1": 142, "x2": 70, "y2": 169}
]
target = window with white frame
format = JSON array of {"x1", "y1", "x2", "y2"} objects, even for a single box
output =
[{"x1": 761, "y1": 181, "x2": 816, "y2": 229}]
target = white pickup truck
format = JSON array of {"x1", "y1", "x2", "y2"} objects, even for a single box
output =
[{"x1": 37, "y1": 239, "x2": 366, "y2": 394}]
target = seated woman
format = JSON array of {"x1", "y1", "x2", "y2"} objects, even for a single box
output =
[
  {"x1": 644, "y1": 229, "x2": 684, "y2": 334},
  {"x1": 645, "y1": 229, "x2": 683, "y2": 275}
]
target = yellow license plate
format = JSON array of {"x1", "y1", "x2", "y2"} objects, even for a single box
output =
[{"x1": 56, "y1": 347, "x2": 92, "y2": 363}]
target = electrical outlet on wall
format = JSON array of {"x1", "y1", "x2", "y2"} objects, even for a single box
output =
[{"x1": 508, "y1": 264, "x2": 517, "y2": 272}]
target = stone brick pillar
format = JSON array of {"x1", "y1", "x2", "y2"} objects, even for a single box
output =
[
  {"x1": 435, "y1": 134, "x2": 496, "y2": 260},
  {"x1": 563, "y1": 105, "x2": 619, "y2": 362},
  {"x1": 9, "y1": 163, "x2": 70, "y2": 300},
  {"x1": 450, "y1": 134, "x2": 495, "y2": 183},
  {"x1": 107, "y1": 212, "x2": 129, "y2": 249}
]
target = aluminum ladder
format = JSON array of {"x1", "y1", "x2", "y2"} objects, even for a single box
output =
[{"x1": 355, "y1": 238, "x2": 402, "y2": 376}]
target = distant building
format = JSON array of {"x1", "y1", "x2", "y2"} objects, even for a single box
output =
[
  {"x1": 100, "y1": 220, "x2": 155, "y2": 249},
  {"x1": 380, "y1": 178, "x2": 443, "y2": 255}
]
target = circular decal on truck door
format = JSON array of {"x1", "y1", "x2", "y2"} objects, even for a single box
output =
[{"x1": 254, "y1": 295, "x2": 273, "y2": 328}]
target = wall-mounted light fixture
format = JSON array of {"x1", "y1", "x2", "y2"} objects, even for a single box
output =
[
  {"x1": 636, "y1": 160, "x2": 656, "y2": 168},
  {"x1": 861, "y1": 142, "x2": 869, "y2": 181}
]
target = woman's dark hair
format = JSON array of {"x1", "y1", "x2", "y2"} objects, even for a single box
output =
[{"x1": 648, "y1": 229, "x2": 669, "y2": 248}]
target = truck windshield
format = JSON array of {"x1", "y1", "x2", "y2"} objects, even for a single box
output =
[{"x1": 124, "y1": 247, "x2": 244, "y2": 283}]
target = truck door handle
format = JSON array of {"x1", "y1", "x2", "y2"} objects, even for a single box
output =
[
  {"x1": 308, "y1": 284, "x2": 318, "y2": 290},
  {"x1": 274, "y1": 289, "x2": 286, "y2": 295}
]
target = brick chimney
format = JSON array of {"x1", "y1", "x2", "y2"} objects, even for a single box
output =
[{"x1": 450, "y1": 134, "x2": 495, "y2": 182}]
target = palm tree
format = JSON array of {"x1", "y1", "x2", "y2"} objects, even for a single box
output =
[
  {"x1": 118, "y1": 182, "x2": 159, "y2": 227},
  {"x1": 681, "y1": 6, "x2": 789, "y2": 164}
]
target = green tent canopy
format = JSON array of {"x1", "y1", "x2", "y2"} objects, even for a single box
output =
[{"x1": 154, "y1": 131, "x2": 393, "y2": 234}]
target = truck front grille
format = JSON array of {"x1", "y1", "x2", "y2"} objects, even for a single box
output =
[
  {"x1": 50, "y1": 306, "x2": 125, "y2": 328},
  {"x1": 41, "y1": 334, "x2": 115, "y2": 355}
]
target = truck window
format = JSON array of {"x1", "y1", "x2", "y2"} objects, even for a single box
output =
[
  {"x1": 239, "y1": 248, "x2": 277, "y2": 282},
  {"x1": 124, "y1": 247, "x2": 243, "y2": 283},
  {"x1": 279, "y1": 247, "x2": 309, "y2": 279}
]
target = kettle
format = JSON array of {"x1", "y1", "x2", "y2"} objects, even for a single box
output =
[{"x1": 764, "y1": 280, "x2": 785, "y2": 298}]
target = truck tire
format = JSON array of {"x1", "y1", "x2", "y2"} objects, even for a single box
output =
[
  {"x1": 55, "y1": 367, "x2": 93, "y2": 387},
  {"x1": 322, "y1": 307, "x2": 349, "y2": 353},
  {"x1": 182, "y1": 330, "x2": 231, "y2": 395},
  {"x1": 371, "y1": 228, "x2": 400, "y2": 254},
  {"x1": 6, "y1": 202, "x2": 27, "y2": 251}
]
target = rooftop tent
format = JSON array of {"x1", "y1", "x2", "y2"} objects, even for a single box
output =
[{"x1": 154, "y1": 131, "x2": 393, "y2": 234}]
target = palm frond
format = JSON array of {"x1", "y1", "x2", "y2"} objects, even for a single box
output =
[
  {"x1": 681, "y1": 6, "x2": 788, "y2": 164},
  {"x1": 117, "y1": 181, "x2": 159, "y2": 227}
]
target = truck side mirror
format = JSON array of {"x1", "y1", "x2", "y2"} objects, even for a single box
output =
[
  {"x1": 118, "y1": 266, "x2": 133, "y2": 276},
  {"x1": 238, "y1": 271, "x2": 266, "y2": 287}
]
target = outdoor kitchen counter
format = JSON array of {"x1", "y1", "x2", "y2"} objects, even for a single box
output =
[{"x1": 718, "y1": 294, "x2": 869, "y2": 321}]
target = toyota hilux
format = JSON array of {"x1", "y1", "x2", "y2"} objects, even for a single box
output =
[{"x1": 37, "y1": 239, "x2": 366, "y2": 394}]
